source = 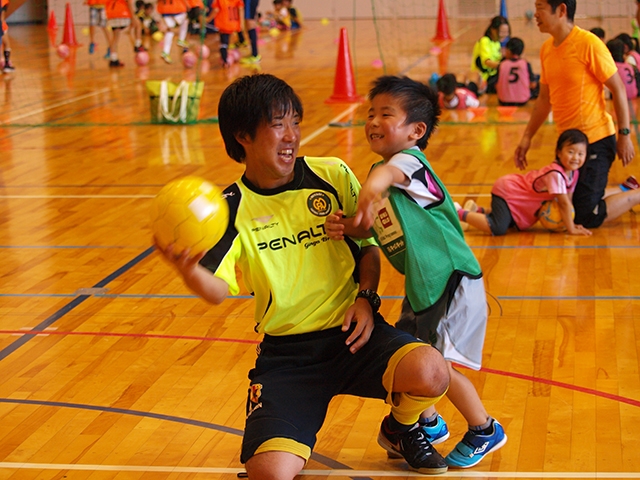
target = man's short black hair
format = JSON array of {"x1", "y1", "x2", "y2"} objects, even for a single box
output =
[
  {"x1": 547, "y1": 0, "x2": 576, "y2": 22},
  {"x1": 589, "y1": 27, "x2": 605, "y2": 40},
  {"x1": 369, "y1": 75, "x2": 440, "y2": 150},
  {"x1": 218, "y1": 74, "x2": 303, "y2": 163}
]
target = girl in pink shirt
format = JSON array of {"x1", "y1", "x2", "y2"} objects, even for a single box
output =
[{"x1": 458, "y1": 129, "x2": 592, "y2": 236}]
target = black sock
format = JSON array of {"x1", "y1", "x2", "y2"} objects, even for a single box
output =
[
  {"x1": 386, "y1": 414, "x2": 415, "y2": 433},
  {"x1": 249, "y1": 28, "x2": 258, "y2": 56}
]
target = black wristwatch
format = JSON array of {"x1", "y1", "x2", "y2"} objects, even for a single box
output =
[
  {"x1": 356, "y1": 289, "x2": 381, "y2": 313},
  {"x1": 618, "y1": 128, "x2": 631, "y2": 136}
]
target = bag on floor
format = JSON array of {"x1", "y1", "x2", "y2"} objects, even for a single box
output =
[{"x1": 145, "y1": 80, "x2": 204, "y2": 124}]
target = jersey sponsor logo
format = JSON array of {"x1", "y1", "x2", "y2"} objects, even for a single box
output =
[
  {"x1": 247, "y1": 383, "x2": 263, "y2": 418},
  {"x1": 307, "y1": 191, "x2": 332, "y2": 217},
  {"x1": 256, "y1": 224, "x2": 328, "y2": 251},
  {"x1": 378, "y1": 207, "x2": 393, "y2": 229}
]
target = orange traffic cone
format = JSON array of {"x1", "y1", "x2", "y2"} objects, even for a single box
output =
[
  {"x1": 325, "y1": 27, "x2": 363, "y2": 104},
  {"x1": 432, "y1": 0, "x2": 451, "y2": 42},
  {"x1": 62, "y1": 3, "x2": 79, "y2": 47},
  {"x1": 48, "y1": 11, "x2": 57, "y2": 30}
]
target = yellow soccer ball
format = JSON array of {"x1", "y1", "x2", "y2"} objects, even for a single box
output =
[
  {"x1": 537, "y1": 199, "x2": 572, "y2": 232},
  {"x1": 151, "y1": 176, "x2": 229, "y2": 255}
]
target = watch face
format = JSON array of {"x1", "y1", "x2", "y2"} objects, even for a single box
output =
[{"x1": 620, "y1": 128, "x2": 631, "y2": 135}]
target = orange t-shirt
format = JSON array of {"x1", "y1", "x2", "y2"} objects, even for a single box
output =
[
  {"x1": 1, "y1": 0, "x2": 8, "y2": 8},
  {"x1": 187, "y1": 0, "x2": 204, "y2": 8},
  {"x1": 540, "y1": 26, "x2": 617, "y2": 144},
  {"x1": 157, "y1": 0, "x2": 187, "y2": 15},
  {"x1": 105, "y1": 0, "x2": 132, "y2": 19},
  {"x1": 87, "y1": 0, "x2": 108, "y2": 6},
  {"x1": 213, "y1": 0, "x2": 243, "y2": 34}
]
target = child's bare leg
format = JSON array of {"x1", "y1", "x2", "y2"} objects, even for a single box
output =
[
  {"x1": 464, "y1": 211, "x2": 492, "y2": 234},
  {"x1": 445, "y1": 362, "x2": 488, "y2": 426}
]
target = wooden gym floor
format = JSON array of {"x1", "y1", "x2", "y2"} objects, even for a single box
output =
[{"x1": 0, "y1": 14, "x2": 639, "y2": 480}]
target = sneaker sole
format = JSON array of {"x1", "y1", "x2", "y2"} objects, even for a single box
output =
[
  {"x1": 378, "y1": 432, "x2": 449, "y2": 474},
  {"x1": 446, "y1": 434, "x2": 508, "y2": 469}
]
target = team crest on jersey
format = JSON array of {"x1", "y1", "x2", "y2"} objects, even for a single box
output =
[
  {"x1": 307, "y1": 192, "x2": 332, "y2": 216},
  {"x1": 247, "y1": 383, "x2": 263, "y2": 418}
]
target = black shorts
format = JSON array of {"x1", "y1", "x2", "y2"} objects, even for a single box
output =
[
  {"x1": 572, "y1": 134, "x2": 616, "y2": 228},
  {"x1": 241, "y1": 315, "x2": 425, "y2": 463},
  {"x1": 487, "y1": 194, "x2": 516, "y2": 235}
]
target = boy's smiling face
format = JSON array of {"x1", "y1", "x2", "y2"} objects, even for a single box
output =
[{"x1": 365, "y1": 93, "x2": 426, "y2": 161}]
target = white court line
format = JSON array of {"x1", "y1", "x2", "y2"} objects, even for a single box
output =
[
  {"x1": 300, "y1": 103, "x2": 362, "y2": 146},
  {"x1": 0, "y1": 463, "x2": 639, "y2": 477},
  {"x1": 3, "y1": 87, "x2": 120, "y2": 124}
]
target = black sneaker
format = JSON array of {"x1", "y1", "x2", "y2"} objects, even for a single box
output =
[
  {"x1": 109, "y1": 60, "x2": 125, "y2": 68},
  {"x1": 134, "y1": 45, "x2": 147, "y2": 53},
  {"x1": 378, "y1": 416, "x2": 448, "y2": 474}
]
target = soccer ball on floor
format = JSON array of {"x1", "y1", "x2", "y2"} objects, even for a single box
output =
[
  {"x1": 537, "y1": 199, "x2": 572, "y2": 232},
  {"x1": 151, "y1": 176, "x2": 229, "y2": 255}
]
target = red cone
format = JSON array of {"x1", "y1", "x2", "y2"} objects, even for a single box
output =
[
  {"x1": 432, "y1": 0, "x2": 451, "y2": 42},
  {"x1": 62, "y1": 3, "x2": 79, "y2": 47},
  {"x1": 325, "y1": 27, "x2": 363, "y2": 104},
  {"x1": 48, "y1": 11, "x2": 57, "y2": 30}
]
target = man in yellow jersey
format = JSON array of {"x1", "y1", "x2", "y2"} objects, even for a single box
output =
[
  {"x1": 156, "y1": 74, "x2": 451, "y2": 478},
  {"x1": 515, "y1": 0, "x2": 638, "y2": 228}
]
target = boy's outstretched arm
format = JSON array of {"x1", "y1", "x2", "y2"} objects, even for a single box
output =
[
  {"x1": 325, "y1": 210, "x2": 371, "y2": 240},
  {"x1": 354, "y1": 163, "x2": 407, "y2": 229},
  {"x1": 555, "y1": 193, "x2": 592, "y2": 236}
]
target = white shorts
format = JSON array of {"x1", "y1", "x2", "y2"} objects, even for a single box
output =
[
  {"x1": 397, "y1": 275, "x2": 488, "y2": 370},
  {"x1": 107, "y1": 17, "x2": 131, "y2": 29},
  {"x1": 162, "y1": 12, "x2": 187, "y2": 29}
]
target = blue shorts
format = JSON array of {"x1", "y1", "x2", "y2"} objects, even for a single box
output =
[
  {"x1": 244, "y1": 0, "x2": 259, "y2": 19},
  {"x1": 241, "y1": 315, "x2": 425, "y2": 463}
]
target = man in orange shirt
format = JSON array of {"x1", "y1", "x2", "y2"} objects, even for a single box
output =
[{"x1": 515, "y1": 0, "x2": 639, "y2": 228}]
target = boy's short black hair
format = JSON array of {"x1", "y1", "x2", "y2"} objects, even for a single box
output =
[
  {"x1": 506, "y1": 37, "x2": 524, "y2": 56},
  {"x1": 369, "y1": 75, "x2": 440, "y2": 150},
  {"x1": 135, "y1": 0, "x2": 144, "y2": 11},
  {"x1": 547, "y1": 0, "x2": 576, "y2": 22},
  {"x1": 556, "y1": 128, "x2": 588, "y2": 155},
  {"x1": 218, "y1": 74, "x2": 303, "y2": 163},
  {"x1": 435, "y1": 74, "x2": 457, "y2": 96},
  {"x1": 606, "y1": 39, "x2": 625, "y2": 63},
  {"x1": 589, "y1": 27, "x2": 605, "y2": 40}
]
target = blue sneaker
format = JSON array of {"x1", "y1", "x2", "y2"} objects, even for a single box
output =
[
  {"x1": 423, "y1": 414, "x2": 450, "y2": 445},
  {"x1": 445, "y1": 420, "x2": 507, "y2": 468}
]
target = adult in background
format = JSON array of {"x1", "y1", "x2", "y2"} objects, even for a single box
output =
[
  {"x1": 470, "y1": 15, "x2": 510, "y2": 93},
  {"x1": 515, "y1": 0, "x2": 638, "y2": 228}
]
